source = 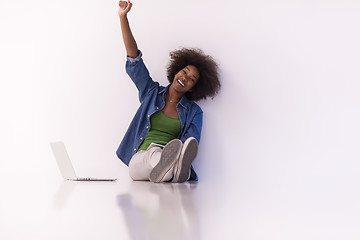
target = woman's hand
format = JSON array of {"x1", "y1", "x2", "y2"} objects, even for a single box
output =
[{"x1": 118, "y1": 0, "x2": 132, "y2": 17}]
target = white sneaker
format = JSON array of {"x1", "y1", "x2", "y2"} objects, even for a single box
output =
[
  {"x1": 174, "y1": 137, "x2": 198, "y2": 183},
  {"x1": 149, "y1": 139, "x2": 182, "y2": 183}
]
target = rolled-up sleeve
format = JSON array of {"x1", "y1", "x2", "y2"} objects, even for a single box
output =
[
  {"x1": 126, "y1": 50, "x2": 143, "y2": 63},
  {"x1": 125, "y1": 50, "x2": 157, "y2": 103}
]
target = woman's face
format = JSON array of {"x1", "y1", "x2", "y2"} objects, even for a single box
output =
[{"x1": 171, "y1": 65, "x2": 200, "y2": 94}]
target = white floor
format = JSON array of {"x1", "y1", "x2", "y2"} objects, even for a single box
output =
[{"x1": 1, "y1": 168, "x2": 360, "y2": 240}]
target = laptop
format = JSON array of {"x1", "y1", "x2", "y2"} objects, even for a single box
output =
[{"x1": 50, "y1": 141, "x2": 117, "y2": 181}]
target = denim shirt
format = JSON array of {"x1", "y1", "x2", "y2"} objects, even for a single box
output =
[{"x1": 116, "y1": 50, "x2": 203, "y2": 181}]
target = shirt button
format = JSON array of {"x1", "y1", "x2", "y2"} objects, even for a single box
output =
[
  {"x1": 134, "y1": 148, "x2": 136, "y2": 151},
  {"x1": 156, "y1": 107, "x2": 159, "y2": 109},
  {"x1": 140, "y1": 137, "x2": 143, "y2": 140},
  {"x1": 146, "y1": 126, "x2": 149, "y2": 129},
  {"x1": 148, "y1": 115, "x2": 150, "y2": 118}
]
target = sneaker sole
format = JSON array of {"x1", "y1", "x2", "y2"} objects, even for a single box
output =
[
  {"x1": 176, "y1": 138, "x2": 198, "y2": 183},
  {"x1": 149, "y1": 139, "x2": 182, "y2": 183}
]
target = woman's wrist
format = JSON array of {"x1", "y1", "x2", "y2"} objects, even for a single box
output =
[{"x1": 119, "y1": 13, "x2": 128, "y2": 20}]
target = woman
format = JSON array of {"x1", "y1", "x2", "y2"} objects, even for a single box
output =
[{"x1": 116, "y1": 0, "x2": 221, "y2": 183}]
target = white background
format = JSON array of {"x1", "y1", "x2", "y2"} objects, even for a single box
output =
[{"x1": 1, "y1": 0, "x2": 360, "y2": 238}]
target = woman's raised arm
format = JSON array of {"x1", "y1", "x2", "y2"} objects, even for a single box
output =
[{"x1": 118, "y1": 0, "x2": 138, "y2": 58}]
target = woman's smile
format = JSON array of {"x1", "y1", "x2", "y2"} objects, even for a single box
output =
[{"x1": 177, "y1": 79, "x2": 185, "y2": 87}]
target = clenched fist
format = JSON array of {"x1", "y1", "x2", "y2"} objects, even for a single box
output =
[{"x1": 118, "y1": 0, "x2": 132, "y2": 17}]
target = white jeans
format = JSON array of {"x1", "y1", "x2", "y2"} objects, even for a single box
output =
[{"x1": 129, "y1": 143, "x2": 174, "y2": 182}]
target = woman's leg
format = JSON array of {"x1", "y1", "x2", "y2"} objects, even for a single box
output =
[
  {"x1": 129, "y1": 145, "x2": 161, "y2": 181},
  {"x1": 129, "y1": 142, "x2": 178, "y2": 182},
  {"x1": 149, "y1": 139, "x2": 182, "y2": 183}
]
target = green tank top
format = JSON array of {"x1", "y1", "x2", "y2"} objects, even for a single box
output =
[{"x1": 137, "y1": 111, "x2": 181, "y2": 152}]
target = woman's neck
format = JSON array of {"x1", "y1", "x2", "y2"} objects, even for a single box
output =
[{"x1": 167, "y1": 86, "x2": 183, "y2": 103}]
